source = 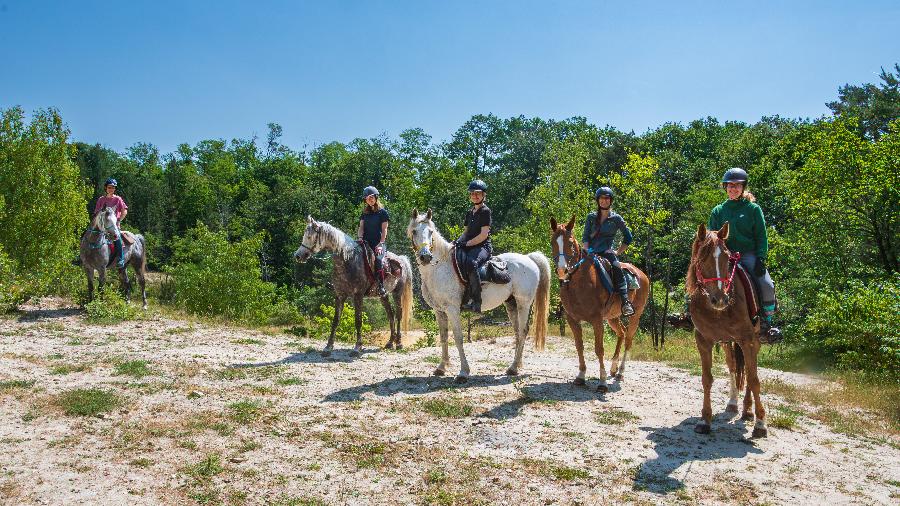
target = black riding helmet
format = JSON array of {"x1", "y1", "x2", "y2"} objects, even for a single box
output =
[
  {"x1": 468, "y1": 179, "x2": 487, "y2": 193},
  {"x1": 362, "y1": 186, "x2": 379, "y2": 200},
  {"x1": 594, "y1": 186, "x2": 614, "y2": 201},
  {"x1": 105, "y1": 177, "x2": 118, "y2": 187},
  {"x1": 721, "y1": 168, "x2": 749, "y2": 186}
]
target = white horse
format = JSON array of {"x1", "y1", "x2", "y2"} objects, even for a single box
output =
[{"x1": 407, "y1": 209, "x2": 551, "y2": 382}]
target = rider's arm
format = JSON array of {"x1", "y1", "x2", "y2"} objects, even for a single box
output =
[
  {"x1": 616, "y1": 217, "x2": 633, "y2": 256},
  {"x1": 379, "y1": 221, "x2": 388, "y2": 245},
  {"x1": 753, "y1": 205, "x2": 768, "y2": 261},
  {"x1": 581, "y1": 213, "x2": 593, "y2": 251},
  {"x1": 357, "y1": 220, "x2": 364, "y2": 240},
  {"x1": 466, "y1": 226, "x2": 490, "y2": 246}
]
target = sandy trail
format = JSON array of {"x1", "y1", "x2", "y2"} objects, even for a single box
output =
[{"x1": 1, "y1": 297, "x2": 897, "y2": 505}]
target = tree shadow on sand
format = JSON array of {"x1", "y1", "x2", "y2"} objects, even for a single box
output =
[
  {"x1": 16, "y1": 307, "x2": 82, "y2": 322},
  {"x1": 322, "y1": 374, "x2": 524, "y2": 402},
  {"x1": 634, "y1": 415, "x2": 764, "y2": 493},
  {"x1": 231, "y1": 346, "x2": 380, "y2": 367},
  {"x1": 480, "y1": 379, "x2": 618, "y2": 420}
]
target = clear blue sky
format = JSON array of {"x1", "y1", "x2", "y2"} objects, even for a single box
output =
[{"x1": 2, "y1": 0, "x2": 898, "y2": 154}]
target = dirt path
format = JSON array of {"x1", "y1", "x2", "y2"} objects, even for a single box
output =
[{"x1": 1, "y1": 298, "x2": 898, "y2": 505}]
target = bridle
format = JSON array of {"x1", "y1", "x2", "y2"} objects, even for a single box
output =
[
  {"x1": 554, "y1": 231, "x2": 588, "y2": 283},
  {"x1": 695, "y1": 239, "x2": 741, "y2": 296},
  {"x1": 86, "y1": 212, "x2": 119, "y2": 250},
  {"x1": 409, "y1": 222, "x2": 441, "y2": 265},
  {"x1": 297, "y1": 226, "x2": 322, "y2": 256}
]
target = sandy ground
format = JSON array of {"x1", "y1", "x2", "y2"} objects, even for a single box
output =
[{"x1": 1, "y1": 297, "x2": 898, "y2": 505}]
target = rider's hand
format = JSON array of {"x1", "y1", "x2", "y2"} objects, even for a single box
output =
[
  {"x1": 454, "y1": 238, "x2": 467, "y2": 248},
  {"x1": 375, "y1": 245, "x2": 384, "y2": 255}
]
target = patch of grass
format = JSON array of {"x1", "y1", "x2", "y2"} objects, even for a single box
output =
[
  {"x1": 595, "y1": 407, "x2": 640, "y2": 425},
  {"x1": 164, "y1": 325, "x2": 194, "y2": 334},
  {"x1": 129, "y1": 457, "x2": 152, "y2": 468},
  {"x1": 424, "y1": 468, "x2": 447, "y2": 485},
  {"x1": 271, "y1": 496, "x2": 327, "y2": 506},
  {"x1": 231, "y1": 338, "x2": 265, "y2": 345},
  {"x1": 346, "y1": 441, "x2": 387, "y2": 469},
  {"x1": 213, "y1": 367, "x2": 247, "y2": 381},
  {"x1": 0, "y1": 379, "x2": 35, "y2": 390},
  {"x1": 550, "y1": 465, "x2": 590, "y2": 481},
  {"x1": 769, "y1": 405, "x2": 805, "y2": 430},
  {"x1": 421, "y1": 397, "x2": 474, "y2": 418},
  {"x1": 227, "y1": 399, "x2": 264, "y2": 425},
  {"x1": 84, "y1": 290, "x2": 138, "y2": 324},
  {"x1": 55, "y1": 388, "x2": 120, "y2": 416},
  {"x1": 424, "y1": 355, "x2": 442, "y2": 364},
  {"x1": 50, "y1": 363, "x2": 91, "y2": 375},
  {"x1": 114, "y1": 360, "x2": 152, "y2": 378},
  {"x1": 183, "y1": 454, "x2": 224, "y2": 482},
  {"x1": 275, "y1": 377, "x2": 306, "y2": 386}
]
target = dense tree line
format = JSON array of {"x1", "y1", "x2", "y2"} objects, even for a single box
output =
[{"x1": 1, "y1": 65, "x2": 897, "y2": 378}]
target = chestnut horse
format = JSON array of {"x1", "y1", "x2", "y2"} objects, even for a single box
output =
[
  {"x1": 550, "y1": 216, "x2": 650, "y2": 392},
  {"x1": 687, "y1": 223, "x2": 767, "y2": 438}
]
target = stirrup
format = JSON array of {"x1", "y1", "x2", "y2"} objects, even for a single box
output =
[{"x1": 621, "y1": 300, "x2": 635, "y2": 317}]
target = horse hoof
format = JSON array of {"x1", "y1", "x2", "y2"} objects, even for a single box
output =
[
  {"x1": 741, "y1": 413, "x2": 754, "y2": 421},
  {"x1": 752, "y1": 426, "x2": 768, "y2": 438},
  {"x1": 596, "y1": 383, "x2": 608, "y2": 393},
  {"x1": 321, "y1": 349, "x2": 332, "y2": 358},
  {"x1": 505, "y1": 368, "x2": 518, "y2": 376},
  {"x1": 694, "y1": 423, "x2": 711, "y2": 434},
  {"x1": 725, "y1": 403, "x2": 739, "y2": 414},
  {"x1": 432, "y1": 368, "x2": 445, "y2": 377},
  {"x1": 395, "y1": 344, "x2": 403, "y2": 351},
  {"x1": 383, "y1": 343, "x2": 394, "y2": 350},
  {"x1": 349, "y1": 349, "x2": 361, "y2": 358},
  {"x1": 573, "y1": 377, "x2": 586, "y2": 386},
  {"x1": 615, "y1": 373, "x2": 624, "y2": 381},
  {"x1": 454, "y1": 375, "x2": 468, "y2": 384}
]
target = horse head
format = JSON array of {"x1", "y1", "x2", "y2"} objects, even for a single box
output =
[
  {"x1": 407, "y1": 208, "x2": 435, "y2": 265},
  {"x1": 294, "y1": 215, "x2": 322, "y2": 263},
  {"x1": 690, "y1": 223, "x2": 735, "y2": 309},
  {"x1": 549, "y1": 215, "x2": 578, "y2": 281}
]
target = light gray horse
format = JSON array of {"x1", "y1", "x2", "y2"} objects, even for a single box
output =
[
  {"x1": 79, "y1": 206, "x2": 148, "y2": 309},
  {"x1": 293, "y1": 216, "x2": 414, "y2": 357},
  {"x1": 407, "y1": 209, "x2": 551, "y2": 382}
]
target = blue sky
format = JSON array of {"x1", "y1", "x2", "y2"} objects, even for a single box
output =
[{"x1": 2, "y1": 0, "x2": 898, "y2": 153}]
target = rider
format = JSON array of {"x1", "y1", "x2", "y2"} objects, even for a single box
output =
[
  {"x1": 454, "y1": 179, "x2": 492, "y2": 313},
  {"x1": 357, "y1": 186, "x2": 390, "y2": 296},
  {"x1": 93, "y1": 177, "x2": 128, "y2": 269},
  {"x1": 581, "y1": 187, "x2": 635, "y2": 317},
  {"x1": 669, "y1": 168, "x2": 782, "y2": 342}
]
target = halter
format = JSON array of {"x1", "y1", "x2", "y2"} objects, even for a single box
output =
[
  {"x1": 409, "y1": 225, "x2": 442, "y2": 265},
  {"x1": 695, "y1": 241, "x2": 741, "y2": 295},
  {"x1": 297, "y1": 226, "x2": 322, "y2": 255},
  {"x1": 86, "y1": 214, "x2": 119, "y2": 250}
]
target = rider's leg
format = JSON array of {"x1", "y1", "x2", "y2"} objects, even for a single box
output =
[
  {"x1": 601, "y1": 251, "x2": 634, "y2": 316},
  {"x1": 739, "y1": 252, "x2": 781, "y2": 342},
  {"x1": 375, "y1": 244, "x2": 387, "y2": 296},
  {"x1": 114, "y1": 233, "x2": 125, "y2": 269},
  {"x1": 461, "y1": 247, "x2": 488, "y2": 313}
]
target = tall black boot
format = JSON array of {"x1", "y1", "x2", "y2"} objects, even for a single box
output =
[
  {"x1": 461, "y1": 270, "x2": 482, "y2": 313},
  {"x1": 610, "y1": 263, "x2": 633, "y2": 316}
]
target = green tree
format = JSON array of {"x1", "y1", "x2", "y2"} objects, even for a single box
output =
[{"x1": 827, "y1": 64, "x2": 900, "y2": 141}]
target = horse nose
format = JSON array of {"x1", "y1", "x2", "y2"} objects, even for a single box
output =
[
  {"x1": 710, "y1": 295, "x2": 719, "y2": 305},
  {"x1": 420, "y1": 253, "x2": 432, "y2": 264}
]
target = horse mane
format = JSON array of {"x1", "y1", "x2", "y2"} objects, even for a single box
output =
[{"x1": 315, "y1": 221, "x2": 358, "y2": 261}]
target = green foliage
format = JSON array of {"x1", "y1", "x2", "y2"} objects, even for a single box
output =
[
  {"x1": 113, "y1": 360, "x2": 152, "y2": 378},
  {"x1": 0, "y1": 244, "x2": 25, "y2": 312},
  {"x1": 165, "y1": 223, "x2": 300, "y2": 324},
  {"x1": 84, "y1": 289, "x2": 138, "y2": 324},
  {"x1": 311, "y1": 303, "x2": 371, "y2": 343},
  {"x1": 800, "y1": 277, "x2": 900, "y2": 380},
  {"x1": 0, "y1": 107, "x2": 89, "y2": 299},
  {"x1": 55, "y1": 388, "x2": 121, "y2": 416}
]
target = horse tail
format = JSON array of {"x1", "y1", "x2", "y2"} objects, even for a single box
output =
[
  {"x1": 734, "y1": 342, "x2": 746, "y2": 391},
  {"x1": 399, "y1": 256, "x2": 413, "y2": 333},
  {"x1": 528, "y1": 251, "x2": 551, "y2": 352}
]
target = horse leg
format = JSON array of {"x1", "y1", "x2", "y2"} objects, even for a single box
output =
[
  {"x1": 98, "y1": 268, "x2": 107, "y2": 294},
  {"x1": 84, "y1": 267, "x2": 94, "y2": 304},
  {"x1": 590, "y1": 320, "x2": 608, "y2": 393},
  {"x1": 745, "y1": 342, "x2": 768, "y2": 438},
  {"x1": 391, "y1": 288, "x2": 403, "y2": 350},
  {"x1": 322, "y1": 295, "x2": 346, "y2": 357},
  {"x1": 503, "y1": 298, "x2": 522, "y2": 376},
  {"x1": 118, "y1": 266, "x2": 131, "y2": 303},
  {"x1": 568, "y1": 314, "x2": 587, "y2": 386},
  {"x1": 433, "y1": 311, "x2": 450, "y2": 376},
  {"x1": 350, "y1": 294, "x2": 364, "y2": 356},
  {"x1": 137, "y1": 263, "x2": 148, "y2": 310},
  {"x1": 694, "y1": 331, "x2": 714, "y2": 434},
  {"x1": 722, "y1": 343, "x2": 740, "y2": 415},
  {"x1": 619, "y1": 308, "x2": 641, "y2": 381},
  {"x1": 607, "y1": 318, "x2": 626, "y2": 379},
  {"x1": 448, "y1": 308, "x2": 470, "y2": 383},
  {"x1": 381, "y1": 296, "x2": 396, "y2": 350}
]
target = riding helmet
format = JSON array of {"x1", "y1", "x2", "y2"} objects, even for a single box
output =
[
  {"x1": 468, "y1": 179, "x2": 487, "y2": 193},
  {"x1": 594, "y1": 186, "x2": 614, "y2": 201},
  {"x1": 105, "y1": 177, "x2": 118, "y2": 187},
  {"x1": 721, "y1": 168, "x2": 749, "y2": 185},
  {"x1": 362, "y1": 186, "x2": 379, "y2": 200}
]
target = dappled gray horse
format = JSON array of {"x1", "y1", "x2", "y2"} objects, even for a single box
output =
[
  {"x1": 79, "y1": 206, "x2": 148, "y2": 309},
  {"x1": 293, "y1": 216, "x2": 414, "y2": 357}
]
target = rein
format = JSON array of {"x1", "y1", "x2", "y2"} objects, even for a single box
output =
[
  {"x1": 555, "y1": 237, "x2": 589, "y2": 283},
  {"x1": 695, "y1": 243, "x2": 741, "y2": 295}
]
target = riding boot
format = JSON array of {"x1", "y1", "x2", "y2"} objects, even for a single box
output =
[
  {"x1": 461, "y1": 270, "x2": 482, "y2": 313},
  {"x1": 114, "y1": 237, "x2": 126, "y2": 269},
  {"x1": 377, "y1": 270, "x2": 387, "y2": 297},
  {"x1": 758, "y1": 304, "x2": 782, "y2": 344},
  {"x1": 619, "y1": 289, "x2": 635, "y2": 317},
  {"x1": 609, "y1": 263, "x2": 633, "y2": 316}
]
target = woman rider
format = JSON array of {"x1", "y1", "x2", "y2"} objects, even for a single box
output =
[
  {"x1": 669, "y1": 168, "x2": 782, "y2": 342},
  {"x1": 93, "y1": 177, "x2": 128, "y2": 269},
  {"x1": 454, "y1": 179, "x2": 492, "y2": 313},
  {"x1": 357, "y1": 186, "x2": 390, "y2": 296},
  {"x1": 581, "y1": 187, "x2": 635, "y2": 317}
]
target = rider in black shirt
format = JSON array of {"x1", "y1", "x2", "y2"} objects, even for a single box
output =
[
  {"x1": 357, "y1": 186, "x2": 390, "y2": 296},
  {"x1": 454, "y1": 179, "x2": 492, "y2": 312}
]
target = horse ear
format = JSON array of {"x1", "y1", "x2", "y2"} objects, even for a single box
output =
[
  {"x1": 411, "y1": 208, "x2": 418, "y2": 219},
  {"x1": 696, "y1": 223, "x2": 707, "y2": 239},
  {"x1": 426, "y1": 208, "x2": 432, "y2": 221},
  {"x1": 307, "y1": 215, "x2": 313, "y2": 224},
  {"x1": 565, "y1": 215, "x2": 576, "y2": 231},
  {"x1": 718, "y1": 222, "x2": 730, "y2": 241}
]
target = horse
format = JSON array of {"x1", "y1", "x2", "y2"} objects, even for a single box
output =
[
  {"x1": 687, "y1": 223, "x2": 767, "y2": 438},
  {"x1": 79, "y1": 206, "x2": 148, "y2": 309},
  {"x1": 407, "y1": 209, "x2": 551, "y2": 383},
  {"x1": 293, "y1": 216, "x2": 414, "y2": 357},
  {"x1": 549, "y1": 216, "x2": 650, "y2": 392}
]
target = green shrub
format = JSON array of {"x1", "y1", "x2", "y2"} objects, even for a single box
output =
[
  {"x1": 311, "y1": 303, "x2": 371, "y2": 343},
  {"x1": 85, "y1": 290, "x2": 137, "y2": 323},
  {"x1": 800, "y1": 277, "x2": 900, "y2": 381},
  {"x1": 165, "y1": 224, "x2": 300, "y2": 325},
  {"x1": 0, "y1": 246, "x2": 26, "y2": 312}
]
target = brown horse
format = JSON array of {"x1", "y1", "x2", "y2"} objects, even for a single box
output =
[
  {"x1": 550, "y1": 216, "x2": 650, "y2": 392},
  {"x1": 687, "y1": 223, "x2": 767, "y2": 438}
]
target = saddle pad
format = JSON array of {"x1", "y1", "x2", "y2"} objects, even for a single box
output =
[
  {"x1": 734, "y1": 263, "x2": 760, "y2": 321},
  {"x1": 121, "y1": 231, "x2": 135, "y2": 245},
  {"x1": 591, "y1": 256, "x2": 639, "y2": 293}
]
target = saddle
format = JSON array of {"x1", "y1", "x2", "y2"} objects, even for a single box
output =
[
  {"x1": 589, "y1": 255, "x2": 640, "y2": 294},
  {"x1": 356, "y1": 241, "x2": 402, "y2": 294},
  {"x1": 451, "y1": 246, "x2": 511, "y2": 285},
  {"x1": 120, "y1": 231, "x2": 135, "y2": 245},
  {"x1": 733, "y1": 262, "x2": 761, "y2": 323}
]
